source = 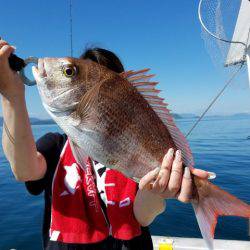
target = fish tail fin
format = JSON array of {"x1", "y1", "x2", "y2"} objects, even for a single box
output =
[{"x1": 192, "y1": 178, "x2": 250, "y2": 250}]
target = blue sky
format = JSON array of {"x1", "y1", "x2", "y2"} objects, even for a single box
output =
[{"x1": 1, "y1": 0, "x2": 250, "y2": 118}]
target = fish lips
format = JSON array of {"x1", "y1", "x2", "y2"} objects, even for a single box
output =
[{"x1": 32, "y1": 58, "x2": 47, "y2": 82}]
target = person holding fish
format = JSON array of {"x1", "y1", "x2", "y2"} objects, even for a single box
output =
[{"x1": 2, "y1": 38, "x2": 247, "y2": 250}]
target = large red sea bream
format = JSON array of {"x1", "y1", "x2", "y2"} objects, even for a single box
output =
[{"x1": 33, "y1": 58, "x2": 250, "y2": 250}]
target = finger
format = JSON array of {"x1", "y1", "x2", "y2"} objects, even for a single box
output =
[
  {"x1": 161, "y1": 148, "x2": 174, "y2": 170},
  {"x1": 0, "y1": 45, "x2": 15, "y2": 59},
  {"x1": 191, "y1": 168, "x2": 209, "y2": 179},
  {"x1": 152, "y1": 168, "x2": 170, "y2": 193},
  {"x1": 0, "y1": 39, "x2": 8, "y2": 49},
  {"x1": 177, "y1": 167, "x2": 193, "y2": 203},
  {"x1": 167, "y1": 150, "x2": 183, "y2": 195},
  {"x1": 152, "y1": 148, "x2": 174, "y2": 192},
  {"x1": 139, "y1": 167, "x2": 159, "y2": 190}
]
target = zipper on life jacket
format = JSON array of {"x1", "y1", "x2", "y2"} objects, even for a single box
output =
[
  {"x1": 90, "y1": 159, "x2": 111, "y2": 234},
  {"x1": 98, "y1": 186, "x2": 113, "y2": 235},
  {"x1": 100, "y1": 203, "x2": 111, "y2": 234}
]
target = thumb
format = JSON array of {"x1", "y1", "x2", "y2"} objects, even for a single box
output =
[{"x1": 190, "y1": 168, "x2": 217, "y2": 179}]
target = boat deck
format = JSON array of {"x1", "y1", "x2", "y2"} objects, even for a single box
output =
[{"x1": 152, "y1": 236, "x2": 250, "y2": 250}]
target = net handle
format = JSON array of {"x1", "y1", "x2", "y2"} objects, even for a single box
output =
[{"x1": 198, "y1": 0, "x2": 247, "y2": 47}]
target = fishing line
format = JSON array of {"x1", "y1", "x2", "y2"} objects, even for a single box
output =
[
  {"x1": 3, "y1": 121, "x2": 15, "y2": 144},
  {"x1": 186, "y1": 63, "x2": 243, "y2": 138},
  {"x1": 1, "y1": 1, "x2": 74, "y2": 144},
  {"x1": 69, "y1": 0, "x2": 73, "y2": 57},
  {"x1": 186, "y1": 0, "x2": 250, "y2": 137}
]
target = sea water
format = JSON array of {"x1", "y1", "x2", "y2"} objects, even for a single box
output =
[{"x1": 0, "y1": 117, "x2": 250, "y2": 250}]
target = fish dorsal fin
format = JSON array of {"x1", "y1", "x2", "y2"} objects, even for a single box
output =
[{"x1": 121, "y1": 69, "x2": 194, "y2": 168}]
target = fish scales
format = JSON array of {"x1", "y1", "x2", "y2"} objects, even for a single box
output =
[
  {"x1": 33, "y1": 57, "x2": 250, "y2": 250},
  {"x1": 87, "y1": 73, "x2": 175, "y2": 178}
]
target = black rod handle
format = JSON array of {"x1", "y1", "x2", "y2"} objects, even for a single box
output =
[
  {"x1": 8, "y1": 54, "x2": 26, "y2": 72},
  {"x1": 0, "y1": 37, "x2": 25, "y2": 71}
]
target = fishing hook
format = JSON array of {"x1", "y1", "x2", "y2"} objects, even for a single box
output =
[{"x1": 8, "y1": 53, "x2": 38, "y2": 86}]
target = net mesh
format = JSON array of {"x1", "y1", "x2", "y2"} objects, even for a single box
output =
[
  {"x1": 186, "y1": 0, "x2": 250, "y2": 136},
  {"x1": 199, "y1": 0, "x2": 250, "y2": 92},
  {"x1": 199, "y1": 0, "x2": 249, "y2": 68}
]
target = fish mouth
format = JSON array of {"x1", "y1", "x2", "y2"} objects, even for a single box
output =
[
  {"x1": 39, "y1": 86, "x2": 80, "y2": 112},
  {"x1": 53, "y1": 87, "x2": 79, "y2": 103},
  {"x1": 32, "y1": 58, "x2": 47, "y2": 81}
]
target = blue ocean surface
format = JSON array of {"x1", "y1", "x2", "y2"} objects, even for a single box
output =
[{"x1": 0, "y1": 117, "x2": 250, "y2": 250}]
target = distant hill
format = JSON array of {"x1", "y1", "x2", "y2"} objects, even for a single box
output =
[
  {"x1": 205, "y1": 113, "x2": 250, "y2": 119},
  {"x1": 169, "y1": 113, "x2": 250, "y2": 120},
  {"x1": 231, "y1": 113, "x2": 250, "y2": 118},
  {"x1": 0, "y1": 117, "x2": 56, "y2": 125},
  {"x1": 178, "y1": 113, "x2": 199, "y2": 119},
  {"x1": 31, "y1": 118, "x2": 56, "y2": 125},
  {"x1": 171, "y1": 113, "x2": 182, "y2": 119},
  {"x1": 0, "y1": 114, "x2": 197, "y2": 124},
  {"x1": 1, "y1": 112, "x2": 249, "y2": 126}
]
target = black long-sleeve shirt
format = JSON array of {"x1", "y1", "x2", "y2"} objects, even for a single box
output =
[{"x1": 25, "y1": 132, "x2": 153, "y2": 250}]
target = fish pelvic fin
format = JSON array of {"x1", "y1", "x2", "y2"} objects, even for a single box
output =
[{"x1": 192, "y1": 177, "x2": 250, "y2": 250}]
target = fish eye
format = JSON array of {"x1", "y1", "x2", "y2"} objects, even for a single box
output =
[{"x1": 62, "y1": 65, "x2": 77, "y2": 77}]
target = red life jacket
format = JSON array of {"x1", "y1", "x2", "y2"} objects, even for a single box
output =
[{"x1": 49, "y1": 139, "x2": 141, "y2": 244}]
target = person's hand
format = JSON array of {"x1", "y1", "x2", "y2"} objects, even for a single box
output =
[
  {"x1": 0, "y1": 39, "x2": 24, "y2": 100},
  {"x1": 139, "y1": 148, "x2": 209, "y2": 203}
]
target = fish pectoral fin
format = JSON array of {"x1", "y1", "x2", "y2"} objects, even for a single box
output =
[
  {"x1": 192, "y1": 178, "x2": 250, "y2": 250},
  {"x1": 76, "y1": 81, "x2": 103, "y2": 123},
  {"x1": 69, "y1": 139, "x2": 88, "y2": 170}
]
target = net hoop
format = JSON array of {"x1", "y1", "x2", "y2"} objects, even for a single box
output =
[{"x1": 198, "y1": 0, "x2": 247, "y2": 47}]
